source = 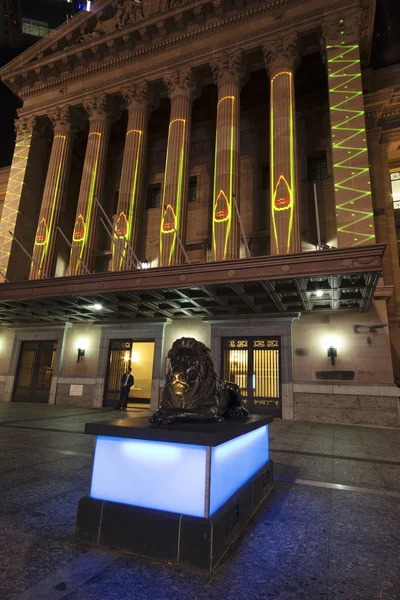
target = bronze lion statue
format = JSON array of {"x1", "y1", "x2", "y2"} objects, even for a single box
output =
[{"x1": 150, "y1": 337, "x2": 249, "y2": 426}]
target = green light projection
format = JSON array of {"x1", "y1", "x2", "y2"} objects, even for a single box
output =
[
  {"x1": 71, "y1": 132, "x2": 101, "y2": 273},
  {"x1": 160, "y1": 118, "x2": 185, "y2": 266},
  {"x1": 0, "y1": 133, "x2": 32, "y2": 277},
  {"x1": 112, "y1": 128, "x2": 143, "y2": 270},
  {"x1": 212, "y1": 96, "x2": 235, "y2": 261},
  {"x1": 270, "y1": 71, "x2": 295, "y2": 254},
  {"x1": 33, "y1": 134, "x2": 66, "y2": 274},
  {"x1": 327, "y1": 44, "x2": 375, "y2": 246}
]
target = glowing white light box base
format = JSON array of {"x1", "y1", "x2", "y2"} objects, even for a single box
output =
[{"x1": 90, "y1": 425, "x2": 269, "y2": 518}]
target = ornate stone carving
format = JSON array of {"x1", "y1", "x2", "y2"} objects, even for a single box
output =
[
  {"x1": 77, "y1": 1, "x2": 145, "y2": 43},
  {"x1": 163, "y1": 67, "x2": 196, "y2": 100},
  {"x1": 321, "y1": 12, "x2": 362, "y2": 49},
  {"x1": 83, "y1": 94, "x2": 113, "y2": 121},
  {"x1": 209, "y1": 49, "x2": 245, "y2": 87},
  {"x1": 263, "y1": 33, "x2": 298, "y2": 77},
  {"x1": 122, "y1": 81, "x2": 152, "y2": 109},
  {"x1": 48, "y1": 105, "x2": 73, "y2": 132},
  {"x1": 15, "y1": 116, "x2": 36, "y2": 138}
]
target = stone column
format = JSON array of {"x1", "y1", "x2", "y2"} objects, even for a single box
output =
[
  {"x1": 159, "y1": 68, "x2": 195, "y2": 267},
  {"x1": 321, "y1": 14, "x2": 376, "y2": 248},
  {"x1": 367, "y1": 124, "x2": 400, "y2": 314},
  {"x1": 209, "y1": 49, "x2": 244, "y2": 261},
  {"x1": 112, "y1": 82, "x2": 151, "y2": 271},
  {"x1": 29, "y1": 107, "x2": 74, "y2": 280},
  {"x1": 0, "y1": 116, "x2": 36, "y2": 281},
  {"x1": 263, "y1": 34, "x2": 301, "y2": 255},
  {"x1": 68, "y1": 95, "x2": 112, "y2": 276}
]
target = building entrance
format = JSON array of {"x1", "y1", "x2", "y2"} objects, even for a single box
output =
[
  {"x1": 12, "y1": 340, "x2": 57, "y2": 403},
  {"x1": 222, "y1": 337, "x2": 281, "y2": 417},
  {"x1": 103, "y1": 339, "x2": 155, "y2": 407}
]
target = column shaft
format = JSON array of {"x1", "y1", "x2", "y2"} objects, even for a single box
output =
[
  {"x1": 30, "y1": 107, "x2": 74, "y2": 280},
  {"x1": 159, "y1": 69, "x2": 194, "y2": 267},
  {"x1": 210, "y1": 50, "x2": 243, "y2": 261},
  {"x1": 112, "y1": 83, "x2": 149, "y2": 271},
  {"x1": 263, "y1": 35, "x2": 301, "y2": 255},
  {"x1": 322, "y1": 16, "x2": 376, "y2": 248},
  {"x1": 0, "y1": 117, "x2": 36, "y2": 280},
  {"x1": 68, "y1": 97, "x2": 111, "y2": 276}
]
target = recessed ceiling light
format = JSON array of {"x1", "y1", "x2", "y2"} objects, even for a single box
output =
[
  {"x1": 91, "y1": 303, "x2": 102, "y2": 310},
  {"x1": 315, "y1": 290, "x2": 324, "y2": 298}
]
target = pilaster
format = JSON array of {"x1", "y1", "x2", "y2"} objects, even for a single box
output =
[
  {"x1": 0, "y1": 116, "x2": 37, "y2": 281},
  {"x1": 68, "y1": 94, "x2": 112, "y2": 276},
  {"x1": 321, "y1": 13, "x2": 376, "y2": 248},
  {"x1": 112, "y1": 82, "x2": 152, "y2": 271},
  {"x1": 30, "y1": 106, "x2": 75, "y2": 280},
  {"x1": 159, "y1": 68, "x2": 196, "y2": 267},
  {"x1": 263, "y1": 33, "x2": 301, "y2": 255},
  {"x1": 209, "y1": 49, "x2": 244, "y2": 261}
]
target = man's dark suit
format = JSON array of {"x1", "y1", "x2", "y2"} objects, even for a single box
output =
[{"x1": 116, "y1": 372, "x2": 134, "y2": 409}]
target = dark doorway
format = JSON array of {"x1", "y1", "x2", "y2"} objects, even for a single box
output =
[
  {"x1": 13, "y1": 341, "x2": 57, "y2": 403},
  {"x1": 222, "y1": 337, "x2": 281, "y2": 417}
]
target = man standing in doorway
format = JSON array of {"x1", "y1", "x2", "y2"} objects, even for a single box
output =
[{"x1": 115, "y1": 367, "x2": 134, "y2": 410}]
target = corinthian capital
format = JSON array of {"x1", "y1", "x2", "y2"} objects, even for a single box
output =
[
  {"x1": 263, "y1": 32, "x2": 298, "y2": 78},
  {"x1": 122, "y1": 81, "x2": 154, "y2": 110},
  {"x1": 83, "y1": 93, "x2": 113, "y2": 122},
  {"x1": 163, "y1": 67, "x2": 197, "y2": 101},
  {"x1": 321, "y1": 11, "x2": 362, "y2": 49},
  {"x1": 48, "y1": 105, "x2": 73, "y2": 133},
  {"x1": 210, "y1": 49, "x2": 245, "y2": 87},
  {"x1": 15, "y1": 116, "x2": 36, "y2": 138}
]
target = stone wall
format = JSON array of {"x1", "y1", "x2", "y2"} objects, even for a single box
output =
[
  {"x1": 294, "y1": 385, "x2": 400, "y2": 427},
  {"x1": 55, "y1": 381, "x2": 97, "y2": 407}
]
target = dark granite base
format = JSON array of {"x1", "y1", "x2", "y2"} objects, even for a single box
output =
[{"x1": 75, "y1": 459, "x2": 273, "y2": 571}]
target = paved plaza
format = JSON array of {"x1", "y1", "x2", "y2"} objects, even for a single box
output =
[{"x1": 0, "y1": 403, "x2": 399, "y2": 600}]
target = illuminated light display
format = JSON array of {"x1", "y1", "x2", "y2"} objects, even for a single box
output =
[
  {"x1": 327, "y1": 44, "x2": 375, "y2": 246},
  {"x1": 0, "y1": 133, "x2": 32, "y2": 276},
  {"x1": 160, "y1": 118, "x2": 186, "y2": 266},
  {"x1": 89, "y1": 424, "x2": 269, "y2": 518},
  {"x1": 72, "y1": 214, "x2": 86, "y2": 242},
  {"x1": 114, "y1": 211, "x2": 128, "y2": 238},
  {"x1": 270, "y1": 72, "x2": 296, "y2": 254},
  {"x1": 112, "y1": 129, "x2": 143, "y2": 270},
  {"x1": 212, "y1": 96, "x2": 235, "y2": 261},
  {"x1": 71, "y1": 132, "x2": 101, "y2": 273},
  {"x1": 32, "y1": 134, "x2": 66, "y2": 274},
  {"x1": 34, "y1": 217, "x2": 48, "y2": 245}
]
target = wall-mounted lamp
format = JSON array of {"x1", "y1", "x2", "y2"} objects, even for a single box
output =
[
  {"x1": 327, "y1": 346, "x2": 337, "y2": 366},
  {"x1": 77, "y1": 348, "x2": 85, "y2": 363},
  {"x1": 141, "y1": 259, "x2": 149, "y2": 270}
]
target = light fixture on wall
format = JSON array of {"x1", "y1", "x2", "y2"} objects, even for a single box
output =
[
  {"x1": 77, "y1": 348, "x2": 85, "y2": 363},
  {"x1": 327, "y1": 346, "x2": 337, "y2": 366},
  {"x1": 141, "y1": 260, "x2": 149, "y2": 269}
]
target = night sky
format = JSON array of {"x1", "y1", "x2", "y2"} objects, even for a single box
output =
[{"x1": 0, "y1": 0, "x2": 399, "y2": 168}]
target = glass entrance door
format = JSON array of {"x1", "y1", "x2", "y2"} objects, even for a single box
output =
[
  {"x1": 103, "y1": 339, "x2": 155, "y2": 407},
  {"x1": 13, "y1": 341, "x2": 57, "y2": 403},
  {"x1": 222, "y1": 337, "x2": 281, "y2": 417}
]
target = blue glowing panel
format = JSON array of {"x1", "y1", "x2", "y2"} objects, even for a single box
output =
[
  {"x1": 90, "y1": 436, "x2": 207, "y2": 517},
  {"x1": 209, "y1": 425, "x2": 269, "y2": 516}
]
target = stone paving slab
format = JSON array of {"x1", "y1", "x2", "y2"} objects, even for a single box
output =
[{"x1": 0, "y1": 404, "x2": 399, "y2": 600}]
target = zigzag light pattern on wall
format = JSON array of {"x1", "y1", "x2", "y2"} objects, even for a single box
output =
[
  {"x1": 0, "y1": 133, "x2": 32, "y2": 278},
  {"x1": 327, "y1": 44, "x2": 375, "y2": 246}
]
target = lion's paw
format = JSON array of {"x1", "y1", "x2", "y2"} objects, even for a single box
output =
[{"x1": 224, "y1": 405, "x2": 249, "y2": 420}]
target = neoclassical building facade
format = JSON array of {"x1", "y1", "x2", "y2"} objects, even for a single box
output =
[{"x1": 0, "y1": 0, "x2": 399, "y2": 426}]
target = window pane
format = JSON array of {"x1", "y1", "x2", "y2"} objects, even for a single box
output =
[
  {"x1": 148, "y1": 184, "x2": 161, "y2": 209},
  {"x1": 308, "y1": 154, "x2": 328, "y2": 181},
  {"x1": 391, "y1": 172, "x2": 400, "y2": 209}
]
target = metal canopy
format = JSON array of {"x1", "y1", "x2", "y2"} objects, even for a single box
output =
[{"x1": 0, "y1": 245, "x2": 385, "y2": 325}]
